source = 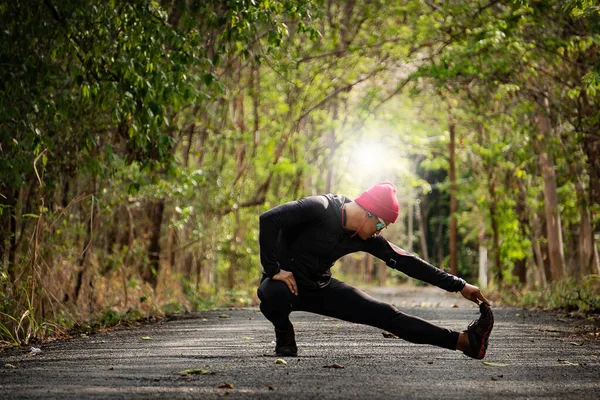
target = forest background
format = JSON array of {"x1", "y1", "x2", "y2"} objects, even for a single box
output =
[{"x1": 1, "y1": 0, "x2": 599, "y2": 346}]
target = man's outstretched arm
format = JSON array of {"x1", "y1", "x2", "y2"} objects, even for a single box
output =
[{"x1": 369, "y1": 238, "x2": 490, "y2": 304}]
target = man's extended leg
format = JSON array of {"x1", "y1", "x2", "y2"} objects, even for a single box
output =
[{"x1": 296, "y1": 278, "x2": 460, "y2": 350}]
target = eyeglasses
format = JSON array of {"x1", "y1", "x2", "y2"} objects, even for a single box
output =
[{"x1": 366, "y1": 211, "x2": 388, "y2": 230}]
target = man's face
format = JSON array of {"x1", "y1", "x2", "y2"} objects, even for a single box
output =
[{"x1": 357, "y1": 211, "x2": 389, "y2": 240}]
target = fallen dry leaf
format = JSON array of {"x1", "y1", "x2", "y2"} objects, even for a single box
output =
[
  {"x1": 382, "y1": 332, "x2": 398, "y2": 339},
  {"x1": 323, "y1": 363, "x2": 344, "y2": 369},
  {"x1": 179, "y1": 368, "x2": 215, "y2": 376},
  {"x1": 558, "y1": 359, "x2": 579, "y2": 366},
  {"x1": 218, "y1": 383, "x2": 234, "y2": 389},
  {"x1": 275, "y1": 359, "x2": 287, "y2": 365}
]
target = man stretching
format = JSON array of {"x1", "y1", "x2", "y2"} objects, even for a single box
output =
[{"x1": 257, "y1": 182, "x2": 493, "y2": 359}]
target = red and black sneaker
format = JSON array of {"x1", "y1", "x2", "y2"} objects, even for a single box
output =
[{"x1": 463, "y1": 303, "x2": 494, "y2": 359}]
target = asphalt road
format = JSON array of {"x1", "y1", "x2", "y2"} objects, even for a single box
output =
[{"x1": 1, "y1": 286, "x2": 599, "y2": 399}]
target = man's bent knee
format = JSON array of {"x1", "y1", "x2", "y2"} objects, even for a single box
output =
[{"x1": 258, "y1": 278, "x2": 294, "y2": 302}]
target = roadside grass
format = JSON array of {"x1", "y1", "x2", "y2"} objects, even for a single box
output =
[
  {"x1": 3, "y1": 274, "x2": 598, "y2": 348},
  {"x1": 497, "y1": 275, "x2": 600, "y2": 314},
  {"x1": 0, "y1": 286, "x2": 258, "y2": 349}
]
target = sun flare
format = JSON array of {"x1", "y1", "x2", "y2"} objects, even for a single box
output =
[{"x1": 352, "y1": 142, "x2": 387, "y2": 176}]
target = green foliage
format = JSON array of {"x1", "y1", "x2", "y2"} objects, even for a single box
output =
[
  {"x1": 501, "y1": 276, "x2": 600, "y2": 313},
  {"x1": 1, "y1": 0, "x2": 599, "y2": 345}
]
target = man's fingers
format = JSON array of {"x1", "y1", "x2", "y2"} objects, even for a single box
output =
[
  {"x1": 288, "y1": 278, "x2": 298, "y2": 296},
  {"x1": 474, "y1": 289, "x2": 491, "y2": 306},
  {"x1": 479, "y1": 293, "x2": 491, "y2": 306},
  {"x1": 283, "y1": 276, "x2": 297, "y2": 296},
  {"x1": 460, "y1": 283, "x2": 491, "y2": 306},
  {"x1": 272, "y1": 270, "x2": 298, "y2": 295}
]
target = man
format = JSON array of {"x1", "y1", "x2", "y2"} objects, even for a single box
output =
[{"x1": 257, "y1": 182, "x2": 493, "y2": 359}]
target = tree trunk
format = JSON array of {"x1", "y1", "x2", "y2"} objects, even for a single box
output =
[
  {"x1": 195, "y1": 254, "x2": 204, "y2": 291},
  {"x1": 227, "y1": 211, "x2": 242, "y2": 290},
  {"x1": 1, "y1": 189, "x2": 18, "y2": 285},
  {"x1": 513, "y1": 179, "x2": 531, "y2": 285},
  {"x1": 531, "y1": 213, "x2": 549, "y2": 287},
  {"x1": 448, "y1": 111, "x2": 458, "y2": 276},
  {"x1": 488, "y1": 177, "x2": 502, "y2": 285},
  {"x1": 536, "y1": 97, "x2": 566, "y2": 281},
  {"x1": 325, "y1": 101, "x2": 339, "y2": 193},
  {"x1": 436, "y1": 221, "x2": 444, "y2": 269},
  {"x1": 144, "y1": 198, "x2": 165, "y2": 289},
  {"x1": 74, "y1": 193, "x2": 96, "y2": 302},
  {"x1": 580, "y1": 90, "x2": 600, "y2": 206},
  {"x1": 364, "y1": 253, "x2": 374, "y2": 283},
  {"x1": 378, "y1": 261, "x2": 387, "y2": 286},
  {"x1": 167, "y1": 225, "x2": 177, "y2": 273},
  {"x1": 573, "y1": 169, "x2": 599, "y2": 277},
  {"x1": 478, "y1": 224, "x2": 488, "y2": 289},
  {"x1": 407, "y1": 198, "x2": 413, "y2": 253},
  {"x1": 539, "y1": 152, "x2": 566, "y2": 281},
  {"x1": 251, "y1": 61, "x2": 260, "y2": 158},
  {"x1": 182, "y1": 119, "x2": 196, "y2": 168},
  {"x1": 416, "y1": 199, "x2": 429, "y2": 261}
]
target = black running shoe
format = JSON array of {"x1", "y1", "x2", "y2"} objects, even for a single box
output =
[
  {"x1": 463, "y1": 303, "x2": 494, "y2": 359},
  {"x1": 275, "y1": 322, "x2": 298, "y2": 357}
]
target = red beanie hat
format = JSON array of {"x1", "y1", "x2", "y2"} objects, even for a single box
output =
[{"x1": 355, "y1": 182, "x2": 399, "y2": 223}]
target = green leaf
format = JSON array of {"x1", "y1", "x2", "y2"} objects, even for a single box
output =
[{"x1": 22, "y1": 214, "x2": 40, "y2": 219}]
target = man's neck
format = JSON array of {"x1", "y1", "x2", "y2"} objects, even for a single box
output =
[{"x1": 344, "y1": 202, "x2": 364, "y2": 231}]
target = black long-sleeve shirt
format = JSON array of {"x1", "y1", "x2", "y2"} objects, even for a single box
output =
[{"x1": 259, "y1": 194, "x2": 466, "y2": 292}]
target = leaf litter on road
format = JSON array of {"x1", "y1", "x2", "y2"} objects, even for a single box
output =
[
  {"x1": 218, "y1": 383, "x2": 234, "y2": 389},
  {"x1": 482, "y1": 362, "x2": 509, "y2": 367},
  {"x1": 558, "y1": 359, "x2": 579, "y2": 366},
  {"x1": 323, "y1": 363, "x2": 344, "y2": 369},
  {"x1": 179, "y1": 368, "x2": 215, "y2": 376}
]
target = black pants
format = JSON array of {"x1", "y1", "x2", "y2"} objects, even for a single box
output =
[{"x1": 257, "y1": 277, "x2": 459, "y2": 350}]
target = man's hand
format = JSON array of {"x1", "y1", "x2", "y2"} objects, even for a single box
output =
[
  {"x1": 272, "y1": 269, "x2": 298, "y2": 296},
  {"x1": 460, "y1": 283, "x2": 490, "y2": 306}
]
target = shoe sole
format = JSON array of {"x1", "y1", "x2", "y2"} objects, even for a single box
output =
[{"x1": 276, "y1": 352, "x2": 298, "y2": 357}]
